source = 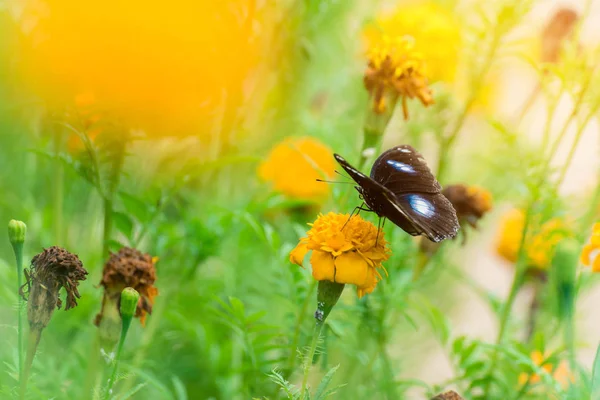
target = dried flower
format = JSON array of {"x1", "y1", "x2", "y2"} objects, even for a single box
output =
[
  {"x1": 364, "y1": 36, "x2": 433, "y2": 119},
  {"x1": 431, "y1": 391, "x2": 464, "y2": 400},
  {"x1": 442, "y1": 184, "x2": 493, "y2": 229},
  {"x1": 95, "y1": 247, "x2": 158, "y2": 327},
  {"x1": 518, "y1": 351, "x2": 573, "y2": 387},
  {"x1": 258, "y1": 137, "x2": 336, "y2": 200},
  {"x1": 21, "y1": 247, "x2": 88, "y2": 331},
  {"x1": 541, "y1": 8, "x2": 578, "y2": 64},
  {"x1": 581, "y1": 222, "x2": 600, "y2": 272},
  {"x1": 290, "y1": 213, "x2": 390, "y2": 298},
  {"x1": 496, "y1": 209, "x2": 572, "y2": 270}
]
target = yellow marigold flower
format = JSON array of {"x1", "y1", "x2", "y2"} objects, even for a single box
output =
[
  {"x1": 364, "y1": 35, "x2": 433, "y2": 119},
  {"x1": 290, "y1": 213, "x2": 390, "y2": 298},
  {"x1": 581, "y1": 223, "x2": 600, "y2": 272},
  {"x1": 258, "y1": 137, "x2": 336, "y2": 200},
  {"x1": 518, "y1": 351, "x2": 573, "y2": 388},
  {"x1": 496, "y1": 209, "x2": 572, "y2": 270},
  {"x1": 365, "y1": 2, "x2": 460, "y2": 83},
  {"x1": 496, "y1": 209, "x2": 525, "y2": 264}
]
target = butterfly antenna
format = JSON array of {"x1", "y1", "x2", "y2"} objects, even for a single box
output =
[{"x1": 315, "y1": 179, "x2": 354, "y2": 184}]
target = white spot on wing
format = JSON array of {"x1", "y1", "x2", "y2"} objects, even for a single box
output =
[
  {"x1": 399, "y1": 148, "x2": 411, "y2": 153},
  {"x1": 386, "y1": 159, "x2": 415, "y2": 173},
  {"x1": 407, "y1": 195, "x2": 435, "y2": 217}
]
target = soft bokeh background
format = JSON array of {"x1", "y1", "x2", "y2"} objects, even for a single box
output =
[{"x1": 1, "y1": 0, "x2": 600, "y2": 399}]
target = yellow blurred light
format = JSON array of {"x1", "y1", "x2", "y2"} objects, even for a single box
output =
[{"x1": 14, "y1": 0, "x2": 266, "y2": 136}]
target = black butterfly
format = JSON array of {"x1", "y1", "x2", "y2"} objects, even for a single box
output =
[{"x1": 334, "y1": 145, "x2": 459, "y2": 242}]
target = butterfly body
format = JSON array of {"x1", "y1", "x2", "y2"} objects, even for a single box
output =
[{"x1": 334, "y1": 145, "x2": 459, "y2": 242}]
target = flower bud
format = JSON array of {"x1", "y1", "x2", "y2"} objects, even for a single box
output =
[
  {"x1": 8, "y1": 219, "x2": 26, "y2": 245},
  {"x1": 551, "y1": 238, "x2": 579, "y2": 321},
  {"x1": 120, "y1": 287, "x2": 140, "y2": 320},
  {"x1": 315, "y1": 281, "x2": 345, "y2": 323}
]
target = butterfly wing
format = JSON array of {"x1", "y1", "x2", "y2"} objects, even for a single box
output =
[
  {"x1": 370, "y1": 145, "x2": 459, "y2": 242},
  {"x1": 393, "y1": 192, "x2": 459, "y2": 242},
  {"x1": 334, "y1": 152, "x2": 459, "y2": 242},
  {"x1": 370, "y1": 145, "x2": 441, "y2": 194},
  {"x1": 334, "y1": 153, "x2": 423, "y2": 234}
]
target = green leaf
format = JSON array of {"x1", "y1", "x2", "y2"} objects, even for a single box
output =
[
  {"x1": 314, "y1": 364, "x2": 339, "y2": 400},
  {"x1": 591, "y1": 342, "x2": 600, "y2": 400},
  {"x1": 120, "y1": 191, "x2": 152, "y2": 222},
  {"x1": 113, "y1": 211, "x2": 134, "y2": 239}
]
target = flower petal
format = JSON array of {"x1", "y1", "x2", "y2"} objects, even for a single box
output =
[
  {"x1": 333, "y1": 252, "x2": 369, "y2": 287},
  {"x1": 581, "y1": 243, "x2": 594, "y2": 266},
  {"x1": 290, "y1": 242, "x2": 309, "y2": 267},
  {"x1": 310, "y1": 251, "x2": 335, "y2": 281}
]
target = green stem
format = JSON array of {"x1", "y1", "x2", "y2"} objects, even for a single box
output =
[
  {"x1": 436, "y1": 26, "x2": 501, "y2": 182},
  {"x1": 102, "y1": 197, "x2": 113, "y2": 257},
  {"x1": 20, "y1": 329, "x2": 42, "y2": 400},
  {"x1": 103, "y1": 316, "x2": 132, "y2": 400},
  {"x1": 484, "y1": 203, "x2": 534, "y2": 395},
  {"x1": 83, "y1": 332, "x2": 103, "y2": 398},
  {"x1": 286, "y1": 280, "x2": 317, "y2": 376},
  {"x1": 300, "y1": 321, "x2": 323, "y2": 399},
  {"x1": 53, "y1": 128, "x2": 65, "y2": 246},
  {"x1": 11, "y1": 242, "x2": 24, "y2": 385}
]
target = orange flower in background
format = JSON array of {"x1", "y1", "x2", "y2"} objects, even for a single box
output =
[
  {"x1": 290, "y1": 213, "x2": 390, "y2": 297},
  {"x1": 541, "y1": 8, "x2": 578, "y2": 64},
  {"x1": 365, "y1": 2, "x2": 460, "y2": 83},
  {"x1": 258, "y1": 137, "x2": 336, "y2": 200},
  {"x1": 518, "y1": 351, "x2": 573, "y2": 388},
  {"x1": 496, "y1": 209, "x2": 572, "y2": 270},
  {"x1": 581, "y1": 223, "x2": 600, "y2": 272},
  {"x1": 364, "y1": 36, "x2": 433, "y2": 119},
  {"x1": 496, "y1": 209, "x2": 526, "y2": 264},
  {"x1": 13, "y1": 0, "x2": 268, "y2": 137}
]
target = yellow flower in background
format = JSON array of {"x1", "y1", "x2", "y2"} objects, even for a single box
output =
[
  {"x1": 496, "y1": 209, "x2": 525, "y2": 264},
  {"x1": 581, "y1": 223, "x2": 600, "y2": 272},
  {"x1": 258, "y1": 137, "x2": 336, "y2": 200},
  {"x1": 528, "y1": 218, "x2": 572, "y2": 269},
  {"x1": 365, "y1": 2, "x2": 461, "y2": 83},
  {"x1": 290, "y1": 213, "x2": 390, "y2": 297},
  {"x1": 364, "y1": 36, "x2": 433, "y2": 119},
  {"x1": 496, "y1": 209, "x2": 572, "y2": 270},
  {"x1": 518, "y1": 351, "x2": 573, "y2": 387},
  {"x1": 14, "y1": 0, "x2": 266, "y2": 137}
]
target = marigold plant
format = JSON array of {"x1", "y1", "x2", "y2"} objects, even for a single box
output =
[
  {"x1": 290, "y1": 212, "x2": 390, "y2": 297},
  {"x1": 258, "y1": 137, "x2": 336, "y2": 200},
  {"x1": 581, "y1": 222, "x2": 600, "y2": 272}
]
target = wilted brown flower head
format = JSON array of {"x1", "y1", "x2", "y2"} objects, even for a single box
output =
[
  {"x1": 442, "y1": 184, "x2": 493, "y2": 229},
  {"x1": 95, "y1": 247, "x2": 158, "y2": 326},
  {"x1": 431, "y1": 391, "x2": 464, "y2": 400},
  {"x1": 21, "y1": 246, "x2": 88, "y2": 331},
  {"x1": 541, "y1": 8, "x2": 578, "y2": 63}
]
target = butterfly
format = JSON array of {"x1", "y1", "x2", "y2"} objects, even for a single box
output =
[{"x1": 334, "y1": 145, "x2": 459, "y2": 242}]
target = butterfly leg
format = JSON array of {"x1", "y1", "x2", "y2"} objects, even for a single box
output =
[{"x1": 342, "y1": 202, "x2": 372, "y2": 229}]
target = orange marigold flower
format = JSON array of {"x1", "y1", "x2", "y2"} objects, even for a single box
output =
[
  {"x1": 290, "y1": 213, "x2": 390, "y2": 298},
  {"x1": 581, "y1": 222, "x2": 600, "y2": 272},
  {"x1": 258, "y1": 137, "x2": 336, "y2": 200},
  {"x1": 365, "y1": 2, "x2": 460, "y2": 83},
  {"x1": 518, "y1": 351, "x2": 573, "y2": 388},
  {"x1": 496, "y1": 209, "x2": 572, "y2": 270},
  {"x1": 364, "y1": 36, "x2": 433, "y2": 119}
]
